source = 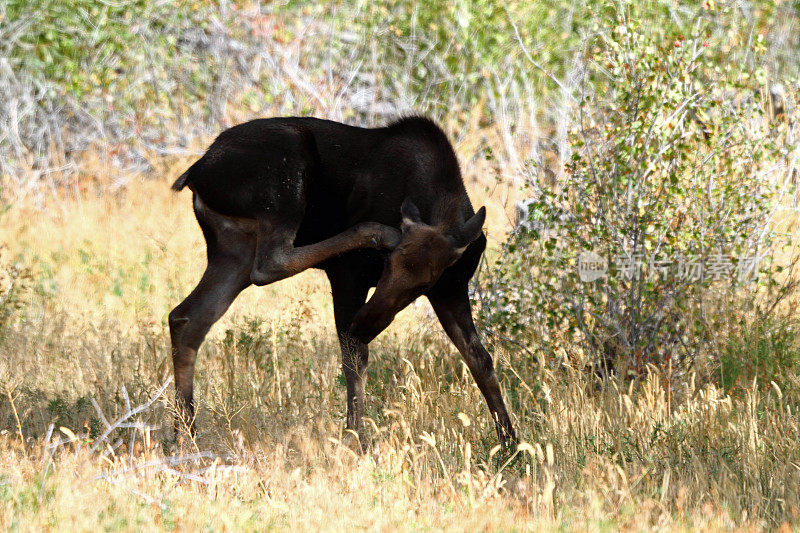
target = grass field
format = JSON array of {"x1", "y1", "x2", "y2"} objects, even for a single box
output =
[
  {"x1": 2, "y1": 1, "x2": 800, "y2": 530},
  {"x1": 1, "y1": 143, "x2": 799, "y2": 531}
]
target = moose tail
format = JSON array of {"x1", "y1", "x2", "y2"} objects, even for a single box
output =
[{"x1": 171, "y1": 169, "x2": 192, "y2": 191}]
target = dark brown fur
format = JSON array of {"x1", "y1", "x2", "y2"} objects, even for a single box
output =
[{"x1": 169, "y1": 116, "x2": 517, "y2": 446}]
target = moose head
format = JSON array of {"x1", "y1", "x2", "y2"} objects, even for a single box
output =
[{"x1": 349, "y1": 198, "x2": 486, "y2": 343}]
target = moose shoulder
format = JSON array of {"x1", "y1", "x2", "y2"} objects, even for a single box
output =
[{"x1": 169, "y1": 116, "x2": 517, "y2": 447}]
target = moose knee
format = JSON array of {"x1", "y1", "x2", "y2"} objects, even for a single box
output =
[
  {"x1": 466, "y1": 338, "x2": 495, "y2": 377},
  {"x1": 169, "y1": 307, "x2": 215, "y2": 350},
  {"x1": 250, "y1": 252, "x2": 290, "y2": 286},
  {"x1": 168, "y1": 309, "x2": 190, "y2": 338}
]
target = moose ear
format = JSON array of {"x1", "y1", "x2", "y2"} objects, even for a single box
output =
[
  {"x1": 401, "y1": 198, "x2": 423, "y2": 231},
  {"x1": 452, "y1": 206, "x2": 486, "y2": 250}
]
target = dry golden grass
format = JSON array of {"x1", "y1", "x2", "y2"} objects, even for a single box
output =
[{"x1": 1, "y1": 141, "x2": 799, "y2": 531}]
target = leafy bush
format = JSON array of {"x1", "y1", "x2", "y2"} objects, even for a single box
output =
[
  {"x1": 2, "y1": 0, "x2": 796, "y2": 192},
  {"x1": 1, "y1": 0, "x2": 268, "y2": 178},
  {"x1": 479, "y1": 7, "x2": 797, "y2": 376},
  {"x1": 320, "y1": 0, "x2": 798, "y2": 115}
]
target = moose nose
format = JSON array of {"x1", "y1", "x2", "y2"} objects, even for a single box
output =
[{"x1": 348, "y1": 297, "x2": 399, "y2": 344}]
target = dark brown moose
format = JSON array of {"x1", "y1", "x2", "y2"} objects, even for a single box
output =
[{"x1": 169, "y1": 116, "x2": 517, "y2": 446}]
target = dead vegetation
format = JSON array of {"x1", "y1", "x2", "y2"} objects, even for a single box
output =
[
  {"x1": 2, "y1": 1, "x2": 800, "y2": 530},
  {"x1": 0, "y1": 149, "x2": 799, "y2": 529}
]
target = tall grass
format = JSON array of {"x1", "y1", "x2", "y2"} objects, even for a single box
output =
[
  {"x1": 1, "y1": 1, "x2": 799, "y2": 530},
  {"x1": 1, "y1": 151, "x2": 799, "y2": 529}
]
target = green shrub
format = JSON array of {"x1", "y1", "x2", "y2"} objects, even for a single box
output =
[
  {"x1": 2, "y1": 0, "x2": 795, "y2": 185},
  {"x1": 480, "y1": 6, "x2": 795, "y2": 375}
]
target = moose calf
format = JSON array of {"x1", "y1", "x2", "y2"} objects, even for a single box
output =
[{"x1": 170, "y1": 116, "x2": 517, "y2": 446}]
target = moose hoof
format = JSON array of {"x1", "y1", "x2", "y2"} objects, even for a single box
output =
[{"x1": 359, "y1": 223, "x2": 400, "y2": 250}]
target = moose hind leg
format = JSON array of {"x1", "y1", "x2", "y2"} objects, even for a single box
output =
[
  {"x1": 236, "y1": 137, "x2": 398, "y2": 287},
  {"x1": 169, "y1": 254, "x2": 251, "y2": 434},
  {"x1": 428, "y1": 285, "x2": 517, "y2": 446},
  {"x1": 250, "y1": 217, "x2": 400, "y2": 287}
]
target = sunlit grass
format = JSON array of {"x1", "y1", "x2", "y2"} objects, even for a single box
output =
[{"x1": 1, "y1": 147, "x2": 799, "y2": 530}]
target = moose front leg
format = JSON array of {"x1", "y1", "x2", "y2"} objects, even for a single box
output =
[
  {"x1": 427, "y1": 284, "x2": 518, "y2": 447},
  {"x1": 328, "y1": 270, "x2": 371, "y2": 450},
  {"x1": 250, "y1": 218, "x2": 400, "y2": 286}
]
